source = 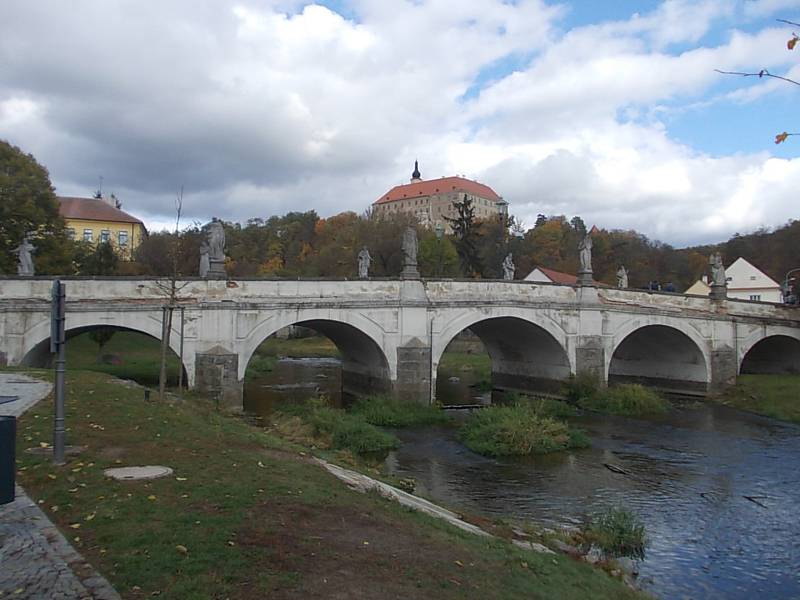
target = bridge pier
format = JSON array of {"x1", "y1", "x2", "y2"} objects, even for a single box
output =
[{"x1": 195, "y1": 346, "x2": 243, "y2": 411}]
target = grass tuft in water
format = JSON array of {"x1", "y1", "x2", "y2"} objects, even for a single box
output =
[
  {"x1": 580, "y1": 384, "x2": 670, "y2": 417},
  {"x1": 582, "y1": 507, "x2": 647, "y2": 560},
  {"x1": 349, "y1": 395, "x2": 451, "y2": 427},
  {"x1": 459, "y1": 404, "x2": 589, "y2": 457}
]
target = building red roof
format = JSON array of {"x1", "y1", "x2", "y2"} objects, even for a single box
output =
[
  {"x1": 58, "y1": 197, "x2": 144, "y2": 225},
  {"x1": 374, "y1": 176, "x2": 501, "y2": 205},
  {"x1": 531, "y1": 266, "x2": 604, "y2": 286},
  {"x1": 536, "y1": 266, "x2": 579, "y2": 285}
]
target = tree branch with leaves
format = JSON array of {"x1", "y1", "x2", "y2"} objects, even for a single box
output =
[{"x1": 715, "y1": 19, "x2": 799, "y2": 144}]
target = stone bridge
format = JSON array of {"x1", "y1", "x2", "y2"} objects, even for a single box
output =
[{"x1": 1, "y1": 277, "x2": 799, "y2": 410}]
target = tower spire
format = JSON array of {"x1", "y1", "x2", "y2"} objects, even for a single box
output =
[{"x1": 411, "y1": 160, "x2": 421, "y2": 182}]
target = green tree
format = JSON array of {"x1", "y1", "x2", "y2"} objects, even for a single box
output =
[
  {"x1": 445, "y1": 194, "x2": 482, "y2": 276},
  {"x1": 88, "y1": 327, "x2": 116, "y2": 357},
  {"x1": 418, "y1": 230, "x2": 459, "y2": 277},
  {"x1": 0, "y1": 140, "x2": 72, "y2": 274},
  {"x1": 80, "y1": 241, "x2": 119, "y2": 275}
]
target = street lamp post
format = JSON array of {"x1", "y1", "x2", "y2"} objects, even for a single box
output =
[
  {"x1": 434, "y1": 222, "x2": 444, "y2": 278},
  {"x1": 783, "y1": 268, "x2": 800, "y2": 304}
]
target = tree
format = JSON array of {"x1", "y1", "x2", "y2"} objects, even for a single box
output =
[
  {"x1": 418, "y1": 230, "x2": 459, "y2": 277},
  {"x1": 0, "y1": 140, "x2": 73, "y2": 274},
  {"x1": 80, "y1": 241, "x2": 119, "y2": 275},
  {"x1": 716, "y1": 19, "x2": 799, "y2": 143},
  {"x1": 88, "y1": 327, "x2": 116, "y2": 357},
  {"x1": 444, "y1": 194, "x2": 482, "y2": 276}
]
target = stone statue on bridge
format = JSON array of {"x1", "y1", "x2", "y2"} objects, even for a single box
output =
[
  {"x1": 198, "y1": 240, "x2": 210, "y2": 278},
  {"x1": 616, "y1": 265, "x2": 628, "y2": 289},
  {"x1": 203, "y1": 220, "x2": 227, "y2": 279},
  {"x1": 358, "y1": 246, "x2": 372, "y2": 279},
  {"x1": 502, "y1": 253, "x2": 515, "y2": 280},
  {"x1": 577, "y1": 232, "x2": 593, "y2": 285},
  {"x1": 12, "y1": 236, "x2": 35, "y2": 277},
  {"x1": 709, "y1": 252, "x2": 727, "y2": 299},
  {"x1": 401, "y1": 227, "x2": 419, "y2": 279}
]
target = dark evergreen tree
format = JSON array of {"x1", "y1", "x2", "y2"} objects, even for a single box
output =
[{"x1": 444, "y1": 194, "x2": 482, "y2": 276}]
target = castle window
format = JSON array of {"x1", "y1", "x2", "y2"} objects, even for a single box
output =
[
  {"x1": 66, "y1": 228, "x2": 75, "y2": 240},
  {"x1": 118, "y1": 231, "x2": 129, "y2": 247},
  {"x1": 100, "y1": 229, "x2": 111, "y2": 243},
  {"x1": 83, "y1": 229, "x2": 93, "y2": 242}
]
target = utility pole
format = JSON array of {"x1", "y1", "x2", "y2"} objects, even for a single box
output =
[{"x1": 50, "y1": 280, "x2": 66, "y2": 465}]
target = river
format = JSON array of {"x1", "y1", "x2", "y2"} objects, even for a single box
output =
[{"x1": 245, "y1": 357, "x2": 800, "y2": 599}]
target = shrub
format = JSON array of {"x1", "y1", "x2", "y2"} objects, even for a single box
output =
[
  {"x1": 580, "y1": 384, "x2": 669, "y2": 416},
  {"x1": 564, "y1": 372, "x2": 600, "y2": 404},
  {"x1": 459, "y1": 404, "x2": 587, "y2": 456},
  {"x1": 245, "y1": 354, "x2": 276, "y2": 376},
  {"x1": 350, "y1": 395, "x2": 450, "y2": 427},
  {"x1": 583, "y1": 507, "x2": 646, "y2": 560}
]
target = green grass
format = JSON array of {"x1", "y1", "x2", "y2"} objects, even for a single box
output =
[
  {"x1": 565, "y1": 375, "x2": 670, "y2": 417},
  {"x1": 65, "y1": 330, "x2": 182, "y2": 386},
  {"x1": 438, "y1": 351, "x2": 491, "y2": 380},
  {"x1": 714, "y1": 374, "x2": 800, "y2": 423},
  {"x1": 582, "y1": 507, "x2": 647, "y2": 560},
  {"x1": 579, "y1": 384, "x2": 670, "y2": 417},
  {"x1": 349, "y1": 395, "x2": 451, "y2": 427},
  {"x1": 459, "y1": 404, "x2": 590, "y2": 457},
  {"x1": 273, "y1": 399, "x2": 400, "y2": 455},
  {"x1": 253, "y1": 335, "x2": 341, "y2": 358},
  {"x1": 13, "y1": 369, "x2": 645, "y2": 599}
]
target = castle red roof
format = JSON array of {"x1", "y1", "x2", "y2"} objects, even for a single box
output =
[
  {"x1": 374, "y1": 176, "x2": 501, "y2": 205},
  {"x1": 58, "y1": 197, "x2": 144, "y2": 225}
]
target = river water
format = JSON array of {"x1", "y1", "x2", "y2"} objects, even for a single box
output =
[{"x1": 245, "y1": 358, "x2": 800, "y2": 600}]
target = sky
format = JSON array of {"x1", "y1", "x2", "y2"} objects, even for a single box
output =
[{"x1": 1, "y1": 0, "x2": 798, "y2": 247}]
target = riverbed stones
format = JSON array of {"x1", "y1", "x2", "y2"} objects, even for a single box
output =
[{"x1": 103, "y1": 466, "x2": 173, "y2": 481}]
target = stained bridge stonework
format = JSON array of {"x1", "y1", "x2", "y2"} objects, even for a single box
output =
[{"x1": 1, "y1": 277, "x2": 799, "y2": 410}]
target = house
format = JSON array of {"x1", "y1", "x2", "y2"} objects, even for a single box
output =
[
  {"x1": 726, "y1": 257, "x2": 782, "y2": 302},
  {"x1": 684, "y1": 257, "x2": 782, "y2": 302},
  {"x1": 372, "y1": 161, "x2": 508, "y2": 232},
  {"x1": 58, "y1": 195, "x2": 147, "y2": 260},
  {"x1": 524, "y1": 266, "x2": 601, "y2": 286},
  {"x1": 684, "y1": 276, "x2": 711, "y2": 296}
]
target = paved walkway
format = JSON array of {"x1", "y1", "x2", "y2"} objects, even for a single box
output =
[{"x1": 0, "y1": 373, "x2": 120, "y2": 600}]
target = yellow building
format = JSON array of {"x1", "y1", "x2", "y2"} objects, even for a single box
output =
[{"x1": 58, "y1": 196, "x2": 147, "y2": 260}]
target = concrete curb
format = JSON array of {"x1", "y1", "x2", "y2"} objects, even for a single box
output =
[
  {"x1": 0, "y1": 373, "x2": 121, "y2": 600},
  {"x1": 314, "y1": 457, "x2": 554, "y2": 554}
]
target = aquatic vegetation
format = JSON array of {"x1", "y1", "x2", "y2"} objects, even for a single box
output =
[
  {"x1": 580, "y1": 384, "x2": 670, "y2": 417},
  {"x1": 459, "y1": 404, "x2": 589, "y2": 456},
  {"x1": 349, "y1": 395, "x2": 451, "y2": 427},
  {"x1": 582, "y1": 507, "x2": 647, "y2": 560}
]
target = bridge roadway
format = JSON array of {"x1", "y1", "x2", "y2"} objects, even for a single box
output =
[{"x1": 1, "y1": 277, "x2": 799, "y2": 410}]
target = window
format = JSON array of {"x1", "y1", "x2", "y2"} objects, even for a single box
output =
[
  {"x1": 66, "y1": 228, "x2": 75, "y2": 240},
  {"x1": 100, "y1": 229, "x2": 110, "y2": 243},
  {"x1": 83, "y1": 229, "x2": 93, "y2": 242},
  {"x1": 750, "y1": 294, "x2": 761, "y2": 301},
  {"x1": 750, "y1": 276, "x2": 757, "y2": 281},
  {"x1": 118, "y1": 231, "x2": 129, "y2": 247}
]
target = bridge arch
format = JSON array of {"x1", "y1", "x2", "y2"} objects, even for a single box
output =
[
  {"x1": 433, "y1": 309, "x2": 572, "y2": 399},
  {"x1": 739, "y1": 333, "x2": 800, "y2": 375},
  {"x1": 20, "y1": 311, "x2": 190, "y2": 382},
  {"x1": 607, "y1": 321, "x2": 710, "y2": 395},
  {"x1": 240, "y1": 310, "x2": 393, "y2": 399}
]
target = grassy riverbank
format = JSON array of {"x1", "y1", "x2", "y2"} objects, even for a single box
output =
[
  {"x1": 12, "y1": 370, "x2": 645, "y2": 600},
  {"x1": 713, "y1": 374, "x2": 800, "y2": 423}
]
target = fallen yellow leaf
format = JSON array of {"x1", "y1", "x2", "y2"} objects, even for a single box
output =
[{"x1": 176, "y1": 545, "x2": 188, "y2": 554}]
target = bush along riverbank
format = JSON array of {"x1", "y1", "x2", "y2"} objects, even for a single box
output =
[
  {"x1": 565, "y1": 374, "x2": 670, "y2": 417},
  {"x1": 12, "y1": 370, "x2": 646, "y2": 599}
]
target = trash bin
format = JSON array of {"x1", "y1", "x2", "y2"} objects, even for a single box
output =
[{"x1": 0, "y1": 415, "x2": 15, "y2": 505}]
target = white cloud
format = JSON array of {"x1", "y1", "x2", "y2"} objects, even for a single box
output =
[{"x1": 0, "y1": 0, "x2": 797, "y2": 247}]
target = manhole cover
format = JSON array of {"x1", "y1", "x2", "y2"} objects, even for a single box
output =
[{"x1": 103, "y1": 466, "x2": 173, "y2": 481}]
